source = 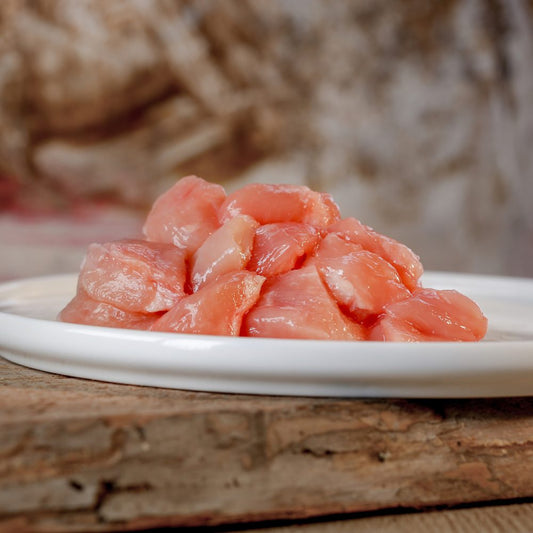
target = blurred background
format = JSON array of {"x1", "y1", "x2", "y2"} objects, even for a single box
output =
[{"x1": 1, "y1": 0, "x2": 532, "y2": 281}]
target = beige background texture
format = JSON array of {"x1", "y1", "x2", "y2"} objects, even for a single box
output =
[{"x1": 1, "y1": 0, "x2": 533, "y2": 278}]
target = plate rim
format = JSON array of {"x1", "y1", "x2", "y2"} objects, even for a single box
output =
[{"x1": 1, "y1": 272, "x2": 533, "y2": 398}]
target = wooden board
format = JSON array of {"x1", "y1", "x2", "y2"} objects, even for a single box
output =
[
  {"x1": 1, "y1": 357, "x2": 532, "y2": 532},
  {"x1": 232, "y1": 503, "x2": 533, "y2": 533}
]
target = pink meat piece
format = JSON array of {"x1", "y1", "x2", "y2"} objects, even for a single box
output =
[
  {"x1": 328, "y1": 218, "x2": 423, "y2": 291},
  {"x1": 59, "y1": 289, "x2": 162, "y2": 330},
  {"x1": 151, "y1": 271, "x2": 265, "y2": 336},
  {"x1": 79, "y1": 239, "x2": 186, "y2": 313},
  {"x1": 242, "y1": 266, "x2": 365, "y2": 340},
  {"x1": 219, "y1": 183, "x2": 341, "y2": 228},
  {"x1": 248, "y1": 222, "x2": 321, "y2": 277},
  {"x1": 305, "y1": 233, "x2": 363, "y2": 265},
  {"x1": 305, "y1": 233, "x2": 410, "y2": 321},
  {"x1": 190, "y1": 215, "x2": 259, "y2": 292},
  {"x1": 143, "y1": 175, "x2": 226, "y2": 256},
  {"x1": 317, "y1": 254, "x2": 411, "y2": 322},
  {"x1": 369, "y1": 288, "x2": 488, "y2": 342}
]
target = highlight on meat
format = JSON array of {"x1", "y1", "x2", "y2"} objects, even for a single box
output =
[{"x1": 59, "y1": 175, "x2": 488, "y2": 342}]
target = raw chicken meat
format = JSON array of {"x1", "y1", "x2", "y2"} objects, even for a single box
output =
[
  {"x1": 328, "y1": 218, "x2": 423, "y2": 291},
  {"x1": 79, "y1": 239, "x2": 186, "y2": 313},
  {"x1": 242, "y1": 266, "x2": 365, "y2": 340},
  {"x1": 59, "y1": 289, "x2": 162, "y2": 330},
  {"x1": 369, "y1": 288, "x2": 488, "y2": 342},
  {"x1": 305, "y1": 233, "x2": 411, "y2": 321},
  {"x1": 151, "y1": 271, "x2": 264, "y2": 336},
  {"x1": 190, "y1": 215, "x2": 258, "y2": 291},
  {"x1": 315, "y1": 250, "x2": 411, "y2": 322},
  {"x1": 143, "y1": 175, "x2": 226, "y2": 256},
  {"x1": 60, "y1": 175, "x2": 488, "y2": 342},
  {"x1": 248, "y1": 222, "x2": 321, "y2": 277},
  {"x1": 304, "y1": 233, "x2": 363, "y2": 263},
  {"x1": 219, "y1": 183, "x2": 340, "y2": 227}
]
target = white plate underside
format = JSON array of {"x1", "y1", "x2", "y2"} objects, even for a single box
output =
[{"x1": 1, "y1": 272, "x2": 533, "y2": 398}]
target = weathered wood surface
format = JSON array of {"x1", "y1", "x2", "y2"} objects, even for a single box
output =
[
  {"x1": 236, "y1": 503, "x2": 533, "y2": 533},
  {"x1": 1, "y1": 357, "x2": 532, "y2": 532}
]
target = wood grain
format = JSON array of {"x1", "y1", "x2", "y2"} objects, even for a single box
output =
[
  {"x1": 1, "y1": 357, "x2": 532, "y2": 532},
  {"x1": 232, "y1": 503, "x2": 533, "y2": 533}
]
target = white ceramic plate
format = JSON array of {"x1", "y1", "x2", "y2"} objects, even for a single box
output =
[{"x1": 1, "y1": 272, "x2": 533, "y2": 398}]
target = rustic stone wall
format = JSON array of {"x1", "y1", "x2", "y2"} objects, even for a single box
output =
[{"x1": 1, "y1": 0, "x2": 533, "y2": 276}]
